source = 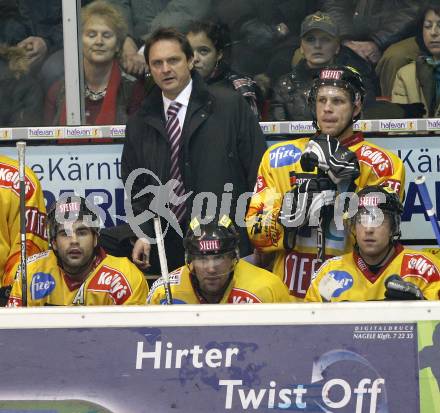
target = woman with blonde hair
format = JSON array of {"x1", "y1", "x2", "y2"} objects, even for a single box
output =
[{"x1": 45, "y1": 0, "x2": 143, "y2": 126}]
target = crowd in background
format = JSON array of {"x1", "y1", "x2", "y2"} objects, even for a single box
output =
[{"x1": 2, "y1": 0, "x2": 440, "y2": 127}]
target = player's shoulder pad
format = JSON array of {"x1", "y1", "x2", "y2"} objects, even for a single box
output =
[
  {"x1": 148, "y1": 268, "x2": 182, "y2": 297},
  {"x1": 354, "y1": 142, "x2": 395, "y2": 178},
  {"x1": 107, "y1": 255, "x2": 142, "y2": 273},
  {"x1": 266, "y1": 139, "x2": 306, "y2": 169},
  {"x1": 311, "y1": 256, "x2": 343, "y2": 281},
  {"x1": 27, "y1": 250, "x2": 51, "y2": 264},
  {"x1": 15, "y1": 250, "x2": 51, "y2": 280},
  {"x1": 0, "y1": 159, "x2": 38, "y2": 200},
  {"x1": 401, "y1": 252, "x2": 440, "y2": 282}
]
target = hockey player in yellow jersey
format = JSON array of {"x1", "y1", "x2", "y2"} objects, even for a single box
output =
[
  {"x1": 0, "y1": 155, "x2": 47, "y2": 292},
  {"x1": 246, "y1": 66, "x2": 405, "y2": 302},
  {"x1": 147, "y1": 216, "x2": 291, "y2": 304},
  {"x1": 8, "y1": 195, "x2": 148, "y2": 306},
  {"x1": 306, "y1": 186, "x2": 440, "y2": 302}
]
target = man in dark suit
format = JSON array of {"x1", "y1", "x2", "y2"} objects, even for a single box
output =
[{"x1": 119, "y1": 27, "x2": 266, "y2": 274}]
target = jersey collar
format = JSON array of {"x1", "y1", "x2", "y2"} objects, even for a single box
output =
[
  {"x1": 354, "y1": 242, "x2": 404, "y2": 283},
  {"x1": 339, "y1": 131, "x2": 364, "y2": 148},
  {"x1": 62, "y1": 247, "x2": 107, "y2": 292}
]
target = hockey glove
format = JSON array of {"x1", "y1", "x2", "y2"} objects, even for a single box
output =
[
  {"x1": 280, "y1": 178, "x2": 336, "y2": 249},
  {"x1": 300, "y1": 134, "x2": 360, "y2": 184},
  {"x1": 384, "y1": 275, "x2": 425, "y2": 300}
]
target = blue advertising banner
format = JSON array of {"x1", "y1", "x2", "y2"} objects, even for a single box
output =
[
  {"x1": 0, "y1": 323, "x2": 418, "y2": 412},
  {"x1": 3, "y1": 137, "x2": 440, "y2": 245}
]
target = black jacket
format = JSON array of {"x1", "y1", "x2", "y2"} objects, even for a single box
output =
[
  {"x1": 322, "y1": 0, "x2": 420, "y2": 50},
  {"x1": 122, "y1": 72, "x2": 266, "y2": 257},
  {"x1": 213, "y1": 0, "x2": 319, "y2": 74},
  {"x1": 0, "y1": 0, "x2": 31, "y2": 45},
  {"x1": 0, "y1": 52, "x2": 43, "y2": 126},
  {"x1": 18, "y1": 0, "x2": 63, "y2": 54}
]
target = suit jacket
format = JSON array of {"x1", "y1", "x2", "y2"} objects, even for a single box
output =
[{"x1": 121, "y1": 71, "x2": 266, "y2": 264}]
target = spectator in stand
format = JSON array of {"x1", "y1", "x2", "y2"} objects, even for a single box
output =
[
  {"x1": 15, "y1": 0, "x2": 63, "y2": 72},
  {"x1": 37, "y1": 0, "x2": 145, "y2": 92},
  {"x1": 269, "y1": 11, "x2": 378, "y2": 121},
  {"x1": 392, "y1": 2, "x2": 440, "y2": 118},
  {"x1": 212, "y1": 0, "x2": 319, "y2": 77},
  {"x1": 129, "y1": 0, "x2": 211, "y2": 42},
  {"x1": 321, "y1": 0, "x2": 419, "y2": 68},
  {"x1": 186, "y1": 20, "x2": 260, "y2": 118},
  {"x1": 0, "y1": 45, "x2": 43, "y2": 126},
  {"x1": 45, "y1": 0, "x2": 143, "y2": 126},
  {"x1": 0, "y1": 0, "x2": 32, "y2": 46},
  {"x1": 375, "y1": 1, "x2": 432, "y2": 98}
]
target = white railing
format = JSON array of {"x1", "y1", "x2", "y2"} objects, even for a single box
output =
[
  {"x1": 0, "y1": 301, "x2": 439, "y2": 328},
  {"x1": 2, "y1": 119, "x2": 440, "y2": 141}
]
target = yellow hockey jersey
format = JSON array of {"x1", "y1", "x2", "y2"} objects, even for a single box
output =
[
  {"x1": 0, "y1": 155, "x2": 48, "y2": 286},
  {"x1": 305, "y1": 244, "x2": 440, "y2": 302},
  {"x1": 147, "y1": 259, "x2": 292, "y2": 304},
  {"x1": 246, "y1": 133, "x2": 405, "y2": 302},
  {"x1": 7, "y1": 249, "x2": 148, "y2": 306}
]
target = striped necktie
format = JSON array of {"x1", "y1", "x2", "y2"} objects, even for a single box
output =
[{"x1": 166, "y1": 101, "x2": 186, "y2": 221}]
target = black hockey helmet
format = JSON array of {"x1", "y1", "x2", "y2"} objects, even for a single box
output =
[
  {"x1": 354, "y1": 185, "x2": 403, "y2": 238},
  {"x1": 308, "y1": 65, "x2": 366, "y2": 128},
  {"x1": 183, "y1": 215, "x2": 239, "y2": 261},
  {"x1": 47, "y1": 195, "x2": 101, "y2": 241}
]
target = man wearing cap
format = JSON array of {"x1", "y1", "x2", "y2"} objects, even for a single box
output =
[
  {"x1": 270, "y1": 11, "x2": 377, "y2": 121},
  {"x1": 147, "y1": 216, "x2": 291, "y2": 304},
  {"x1": 306, "y1": 186, "x2": 440, "y2": 302},
  {"x1": 246, "y1": 65, "x2": 405, "y2": 302},
  {"x1": 7, "y1": 195, "x2": 148, "y2": 307}
]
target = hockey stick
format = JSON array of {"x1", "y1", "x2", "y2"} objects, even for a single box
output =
[
  {"x1": 316, "y1": 205, "x2": 327, "y2": 265},
  {"x1": 153, "y1": 216, "x2": 173, "y2": 304},
  {"x1": 17, "y1": 141, "x2": 27, "y2": 306},
  {"x1": 415, "y1": 175, "x2": 440, "y2": 247}
]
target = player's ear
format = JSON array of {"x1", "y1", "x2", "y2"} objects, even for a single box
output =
[{"x1": 353, "y1": 99, "x2": 362, "y2": 118}]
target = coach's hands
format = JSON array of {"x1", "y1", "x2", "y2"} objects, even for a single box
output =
[{"x1": 132, "y1": 238, "x2": 151, "y2": 270}]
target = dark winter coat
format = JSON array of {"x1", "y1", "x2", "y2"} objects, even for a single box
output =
[
  {"x1": 212, "y1": 0, "x2": 320, "y2": 74},
  {"x1": 18, "y1": 0, "x2": 63, "y2": 54},
  {"x1": 0, "y1": 49, "x2": 43, "y2": 126},
  {"x1": 321, "y1": 0, "x2": 420, "y2": 50},
  {"x1": 122, "y1": 71, "x2": 266, "y2": 256},
  {"x1": 0, "y1": 0, "x2": 31, "y2": 45}
]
